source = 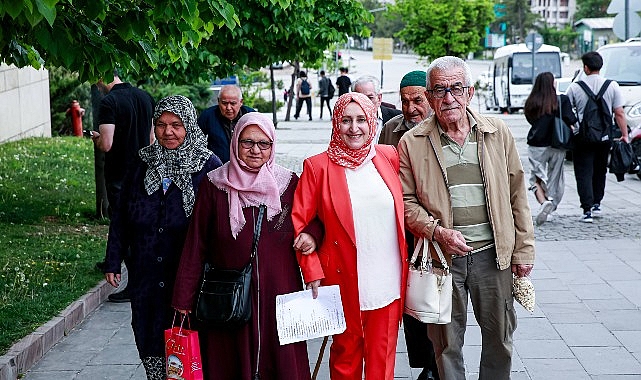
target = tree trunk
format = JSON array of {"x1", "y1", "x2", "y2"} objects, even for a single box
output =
[{"x1": 285, "y1": 61, "x2": 301, "y2": 121}]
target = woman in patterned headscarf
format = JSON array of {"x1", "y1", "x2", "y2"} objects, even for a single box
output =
[
  {"x1": 102, "y1": 95, "x2": 222, "y2": 380},
  {"x1": 172, "y1": 112, "x2": 322, "y2": 380},
  {"x1": 292, "y1": 92, "x2": 408, "y2": 379}
]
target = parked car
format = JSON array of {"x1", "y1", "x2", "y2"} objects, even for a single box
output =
[
  {"x1": 555, "y1": 77, "x2": 572, "y2": 94},
  {"x1": 597, "y1": 38, "x2": 641, "y2": 130}
]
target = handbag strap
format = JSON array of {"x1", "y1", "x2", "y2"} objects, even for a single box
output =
[
  {"x1": 557, "y1": 95, "x2": 562, "y2": 119},
  {"x1": 250, "y1": 205, "x2": 266, "y2": 259},
  {"x1": 409, "y1": 237, "x2": 449, "y2": 272}
]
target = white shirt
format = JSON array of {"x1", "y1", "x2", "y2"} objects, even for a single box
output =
[{"x1": 345, "y1": 160, "x2": 401, "y2": 310}]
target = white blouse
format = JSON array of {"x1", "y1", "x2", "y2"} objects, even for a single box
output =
[{"x1": 345, "y1": 160, "x2": 401, "y2": 310}]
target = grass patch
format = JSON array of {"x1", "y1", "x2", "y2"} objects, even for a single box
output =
[{"x1": 0, "y1": 137, "x2": 108, "y2": 354}]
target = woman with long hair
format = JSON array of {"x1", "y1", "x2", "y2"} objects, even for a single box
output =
[{"x1": 524, "y1": 72, "x2": 577, "y2": 225}]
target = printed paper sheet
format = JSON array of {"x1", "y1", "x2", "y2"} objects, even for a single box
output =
[{"x1": 276, "y1": 285, "x2": 346, "y2": 345}]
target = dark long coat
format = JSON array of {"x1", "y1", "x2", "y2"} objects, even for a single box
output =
[
  {"x1": 104, "y1": 155, "x2": 222, "y2": 359},
  {"x1": 172, "y1": 173, "x2": 320, "y2": 380}
]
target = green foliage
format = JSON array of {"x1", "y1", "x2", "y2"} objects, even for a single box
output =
[
  {"x1": 361, "y1": 0, "x2": 405, "y2": 38},
  {"x1": 0, "y1": 137, "x2": 108, "y2": 354},
  {"x1": 250, "y1": 97, "x2": 284, "y2": 113},
  {"x1": 142, "y1": 80, "x2": 213, "y2": 113},
  {"x1": 575, "y1": 0, "x2": 611, "y2": 20},
  {"x1": 1, "y1": 0, "x2": 372, "y2": 84},
  {"x1": 392, "y1": 0, "x2": 494, "y2": 58},
  {"x1": 538, "y1": 24, "x2": 579, "y2": 53},
  {"x1": 497, "y1": 0, "x2": 540, "y2": 43}
]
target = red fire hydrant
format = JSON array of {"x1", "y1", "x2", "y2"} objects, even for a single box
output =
[{"x1": 66, "y1": 100, "x2": 85, "y2": 137}]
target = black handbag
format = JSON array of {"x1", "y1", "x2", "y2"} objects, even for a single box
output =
[
  {"x1": 550, "y1": 95, "x2": 572, "y2": 150},
  {"x1": 195, "y1": 205, "x2": 265, "y2": 326}
]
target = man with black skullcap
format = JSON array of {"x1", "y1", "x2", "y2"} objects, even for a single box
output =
[{"x1": 379, "y1": 70, "x2": 438, "y2": 380}]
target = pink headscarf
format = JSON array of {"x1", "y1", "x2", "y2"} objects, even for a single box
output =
[
  {"x1": 327, "y1": 92, "x2": 378, "y2": 169},
  {"x1": 208, "y1": 113, "x2": 292, "y2": 238}
]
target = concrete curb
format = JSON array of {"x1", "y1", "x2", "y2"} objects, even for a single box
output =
[{"x1": 0, "y1": 268, "x2": 128, "y2": 380}]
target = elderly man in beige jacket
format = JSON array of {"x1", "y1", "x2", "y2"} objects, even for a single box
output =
[{"x1": 398, "y1": 56, "x2": 535, "y2": 380}]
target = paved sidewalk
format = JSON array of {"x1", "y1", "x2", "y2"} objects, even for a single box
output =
[{"x1": 11, "y1": 112, "x2": 641, "y2": 379}]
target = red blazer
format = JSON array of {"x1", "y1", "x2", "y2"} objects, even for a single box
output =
[{"x1": 292, "y1": 145, "x2": 408, "y2": 333}]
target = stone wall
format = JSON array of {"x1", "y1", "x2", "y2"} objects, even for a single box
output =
[{"x1": 0, "y1": 63, "x2": 51, "y2": 143}]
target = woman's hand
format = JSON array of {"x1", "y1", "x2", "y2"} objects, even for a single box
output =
[
  {"x1": 293, "y1": 232, "x2": 317, "y2": 255},
  {"x1": 306, "y1": 280, "x2": 321, "y2": 299},
  {"x1": 105, "y1": 273, "x2": 121, "y2": 288}
]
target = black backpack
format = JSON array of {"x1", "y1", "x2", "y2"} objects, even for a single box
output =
[
  {"x1": 328, "y1": 80, "x2": 335, "y2": 99},
  {"x1": 300, "y1": 79, "x2": 310, "y2": 95},
  {"x1": 576, "y1": 80, "x2": 613, "y2": 143}
]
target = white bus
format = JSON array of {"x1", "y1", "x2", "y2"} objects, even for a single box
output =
[{"x1": 489, "y1": 43, "x2": 562, "y2": 113}]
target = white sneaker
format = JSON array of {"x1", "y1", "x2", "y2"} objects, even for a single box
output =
[{"x1": 536, "y1": 200, "x2": 554, "y2": 226}]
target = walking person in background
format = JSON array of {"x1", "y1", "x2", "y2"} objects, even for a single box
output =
[
  {"x1": 398, "y1": 56, "x2": 535, "y2": 380},
  {"x1": 172, "y1": 113, "x2": 321, "y2": 380},
  {"x1": 293, "y1": 92, "x2": 408, "y2": 380},
  {"x1": 92, "y1": 69, "x2": 155, "y2": 303},
  {"x1": 319, "y1": 70, "x2": 333, "y2": 119},
  {"x1": 352, "y1": 75, "x2": 401, "y2": 143},
  {"x1": 524, "y1": 72, "x2": 577, "y2": 225},
  {"x1": 378, "y1": 70, "x2": 439, "y2": 380},
  {"x1": 565, "y1": 51, "x2": 629, "y2": 222},
  {"x1": 294, "y1": 71, "x2": 313, "y2": 121},
  {"x1": 336, "y1": 67, "x2": 352, "y2": 96},
  {"x1": 198, "y1": 84, "x2": 255, "y2": 163},
  {"x1": 103, "y1": 95, "x2": 222, "y2": 379}
]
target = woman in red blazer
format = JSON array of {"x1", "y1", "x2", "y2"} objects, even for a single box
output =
[{"x1": 292, "y1": 92, "x2": 408, "y2": 380}]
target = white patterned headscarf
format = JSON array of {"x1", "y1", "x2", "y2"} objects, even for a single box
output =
[{"x1": 138, "y1": 95, "x2": 212, "y2": 217}]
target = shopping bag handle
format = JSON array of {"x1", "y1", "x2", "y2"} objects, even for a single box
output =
[{"x1": 172, "y1": 310, "x2": 191, "y2": 335}]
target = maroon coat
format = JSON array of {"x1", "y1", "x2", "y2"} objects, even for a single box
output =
[{"x1": 172, "y1": 172, "x2": 318, "y2": 380}]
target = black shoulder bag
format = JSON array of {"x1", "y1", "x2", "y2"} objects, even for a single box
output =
[
  {"x1": 551, "y1": 95, "x2": 572, "y2": 150},
  {"x1": 195, "y1": 205, "x2": 266, "y2": 326}
]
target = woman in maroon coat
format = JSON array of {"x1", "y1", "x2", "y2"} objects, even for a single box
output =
[{"x1": 172, "y1": 113, "x2": 320, "y2": 380}]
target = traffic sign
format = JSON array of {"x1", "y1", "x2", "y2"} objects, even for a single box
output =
[{"x1": 525, "y1": 32, "x2": 544, "y2": 53}]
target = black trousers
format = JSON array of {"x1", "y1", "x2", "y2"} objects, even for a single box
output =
[
  {"x1": 294, "y1": 97, "x2": 312, "y2": 119},
  {"x1": 320, "y1": 96, "x2": 332, "y2": 118},
  {"x1": 572, "y1": 140, "x2": 611, "y2": 212}
]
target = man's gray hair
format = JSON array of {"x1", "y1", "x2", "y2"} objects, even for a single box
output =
[
  {"x1": 426, "y1": 56, "x2": 473, "y2": 89},
  {"x1": 351, "y1": 75, "x2": 381, "y2": 94},
  {"x1": 219, "y1": 84, "x2": 243, "y2": 100}
]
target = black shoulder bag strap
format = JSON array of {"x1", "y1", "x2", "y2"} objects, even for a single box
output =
[{"x1": 250, "y1": 205, "x2": 266, "y2": 260}]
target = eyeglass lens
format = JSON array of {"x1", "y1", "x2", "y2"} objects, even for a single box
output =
[
  {"x1": 431, "y1": 85, "x2": 467, "y2": 98},
  {"x1": 239, "y1": 139, "x2": 273, "y2": 150}
]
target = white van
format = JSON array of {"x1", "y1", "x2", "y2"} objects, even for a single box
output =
[{"x1": 597, "y1": 38, "x2": 641, "y2": 129}]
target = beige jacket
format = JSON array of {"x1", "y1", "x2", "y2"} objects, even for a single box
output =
[{"x1": 398, "y1": 108, "x2": 535, "y2": 270}]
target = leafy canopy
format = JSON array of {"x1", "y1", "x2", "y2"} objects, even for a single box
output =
[
  {"x1": 391, "y1": 0, "x2": 494, "y2": 58},
  {"x1": 1, "y1": 0, "x2": 371, "y2": 83}
]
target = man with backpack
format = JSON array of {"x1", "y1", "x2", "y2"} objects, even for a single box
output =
[
  {"x1": 294, "y1": 71, "x2": 313, "y2": 121},
  {"x1": 318, "y1": 70, "x2": 334, "y2": 119},
  {"x1": 566, "y1": 51, "x2": 629, "y2": 222}
]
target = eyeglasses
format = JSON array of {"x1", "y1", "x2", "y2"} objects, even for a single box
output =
[
  {"x1": 239, "y1": 139, "x2": 273, "y2": 150},
  {"x1": 428, "y1": 85, "x2": 468, "y2": 98}
]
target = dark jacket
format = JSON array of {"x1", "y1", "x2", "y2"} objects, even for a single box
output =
[
  {"x1": 526, "y1": 94, "x2": 577, "y2": 147},
  {"x1": 381, "y1": 105, "x2": 402, "y2": 125},
  {"x1": 197, "y1": 104, "x2": 255, "y2": 163}
]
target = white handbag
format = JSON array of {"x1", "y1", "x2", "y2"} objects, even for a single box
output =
[{"x1": 404, "y1": 237, "x2": 452, "y2": 324}]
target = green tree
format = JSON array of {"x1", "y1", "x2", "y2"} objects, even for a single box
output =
[
  {"x1": 391, "y1": 0, "x2": 494, "y2": 58},
  {"x1": 498, "y1": 0, "x2": 540, "y2": 44},
  {"x1": 1, "y1": 0, "x2": 371, "y2": 83},
  {"x1": 360, "y1": 0, "x2": 405, "y2": 39},
  {"x1": 575, "y1": 0, "x2": 611, "y2": 20},
  {"x1": 538, "y1": 24, "x2": 579, "y2": 53}
]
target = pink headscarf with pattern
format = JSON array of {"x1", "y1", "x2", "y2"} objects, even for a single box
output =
[
  {"x1": 208, "y1": 113, "x2": 292, "y2": 238},
  {"x1": 327, "y1": 92, "x2": 377, "y2": 169}
]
